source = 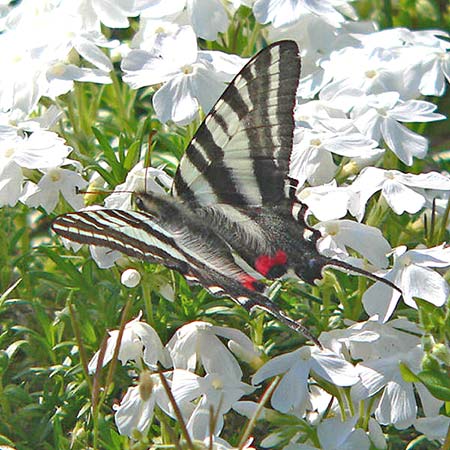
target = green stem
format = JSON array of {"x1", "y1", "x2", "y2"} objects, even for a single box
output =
[
  {"x1": 382, "y1": 0, "x2": 393, "y2": 28},
  {"x1": 238, "y1": 376, "x2": 279, "y2": 449},
  {"x1": 157, "y1": 371, "x2": 195, "y2": 450},
  {"x1": 110, "y1": 71, "x2": 133, "y2": 137},
  {"x1": 68, "y1": 300, "x2": 93, "y2": 392}
]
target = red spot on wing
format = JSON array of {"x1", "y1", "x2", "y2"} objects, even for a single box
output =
[
  {"x1": 255, "y1": 250, "x2": 287, "y2": 276},
  {"x1": 240, "y1": 274, "x2": 264, "y2": 292}
]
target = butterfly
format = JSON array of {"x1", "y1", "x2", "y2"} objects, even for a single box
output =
[{"x1": 52, "y1": 41, "x2": 400, "y2": 346}]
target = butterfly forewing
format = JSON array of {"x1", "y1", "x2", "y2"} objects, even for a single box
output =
[
  {"x1": 52, "y1": 210, "x2": 190, "y2": 273},
  {"x1": 172, "y1": 40, "x2": 301, "y2": 208}
]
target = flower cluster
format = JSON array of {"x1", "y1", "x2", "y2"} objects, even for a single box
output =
[{"x1": 97, "y1": 315, "x2": 450, "y2": 448}]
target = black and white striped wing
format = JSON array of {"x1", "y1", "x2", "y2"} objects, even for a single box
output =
[
  {"x1": 52, "y1": 210, "x2": 190, "y2": 273},
  {"x1": 172, "y1": 40, "x2": 300, "y2": 208},
  {"x1": 52, "y1": 208, "x2": 261, "y2": 298}
]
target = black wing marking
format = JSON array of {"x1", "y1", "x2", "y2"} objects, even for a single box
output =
[{"x1": 172, "y1": 40, "x2": 301, "y2": 208}]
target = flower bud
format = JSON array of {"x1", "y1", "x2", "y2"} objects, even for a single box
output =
[{"x1": 121, "y1": 268, "x2": 141, "y2": 288}]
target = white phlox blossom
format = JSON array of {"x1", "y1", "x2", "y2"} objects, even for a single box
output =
[
  {"x1": 353, "y1": 345, "x2": 443, "y2": 429},
  {"x1": 61, "y1": 0, "x2": 139, "y2": 29},
  {"x1": 171, "y1": 368, "x2": 254, "y2": 440},
  {"x1": 349, "y1": 91, "x2": 445, "y2": 165},
  {"x1": 0, "y1": 123, "x2": 73, "y2": 207},
  {"x1": 270, "y1": 14, "x2": 374, "y2": 92},
  {"x1": 314, "y1": 219, "x2": 392, "y2": 268},
  {"x1": 88, "y1": 314, "x2": 172, "y2": 373},
  {"x1": 104, "y1": 161, "x2": 173, "y2": 210},
  {"x1": 122, "y1": 26, "x2": 246, "y2": 124},
  {"x1": 350, "y1": 28, "x2": 450, "y2": 97},
  {"x1": 166, "y1": 321, "x2": 260, "y2": 379},
  {"x1": 319, "y1": 318, "x2": 423, "y2": 361},
  {"x1": 252, "y1": 346, "x2": 359, "y2": 416},
  {"x1": 131, "y1": 17, "x2": 184, "y2": 51},
  {"x1": 137, "y1": 0, "x2": 229, "y2": 41},
  {"x1": 1, "y1": 4, "x2": 116, "y2": 114},
  {"x1": 296, "y1": 181, "x2": 356, "y2": 221},
  {"x1": 253, "y1": 0, "x2": 352, "y2": 29},
  {"x1": 349, "y1": 167, "x2": 450, "y2": 221},
  {"x1": 21, "y1": 165, "x2": 87, "y2": 213},
  {"x1": 362, "y1": 244, "x2": 450, "y2": 322},
  {"x1": 289, "y1": 126, "x2": 379, "y2": 187},
  {"x1": 114, "y1": 371, "x2": 173, "y2": 437}
]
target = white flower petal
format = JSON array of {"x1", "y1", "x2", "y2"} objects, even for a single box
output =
[
  {"x1": 188, "y1": 0, "x2": 229, "y2": 40},
  {"x1": 153, "y1": 75, "x2": 199, "y2": 124},
  {"x1": 311, "y1": 350, "x2": 359, "y2": 386},
  {"x1": 0, "y1": 160, "x2": 22, "y2": 207},
  {"x1": 382, "y1": 179, "x2": 426, "y2": 214},
  {"x1": 114, "y1": 385, "x2": 156, "y2": 436},
  {"x1": 381, "y1": 118, "x2": 428, "y2": 165},
  {"x1": 401, "y1": 264, "x2": 448, "y2": 307},
  {"x1": 375, "y1": 380, "x2": 416, "y2": 428},
  {"x1": 253, "y1": 351, "x2": 299, "y2": 385},
  {"x1": 389, "y1": 99, "x2": 445, "y2": 123},
  {"x1": 271, "y1": 360, "x2": 309, "y2": 413},
  {"x1": 362, "y1": 280, "x2": 401, "y2": 323}
]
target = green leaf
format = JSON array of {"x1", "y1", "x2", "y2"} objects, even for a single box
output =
[
  {"x1": 416, "y1": 369, "x2": 450, "y2": 401},
  {"x1": 399, "y1": 362, "x2": 421, "y2": 383}
]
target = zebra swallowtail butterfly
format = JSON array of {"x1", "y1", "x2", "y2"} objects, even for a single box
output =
[{"x1": 52, "y1": 41, "x2": 400, "y2": 345}]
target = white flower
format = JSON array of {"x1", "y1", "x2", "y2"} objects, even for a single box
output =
[
  {"x1": 297, "y1": 181, "x2": 355, "y2": 221},
  {"x1": 362, "y1": 245, "x2": 450, "y2": 322},
  {"x1": 88, "y1": 314, "x2": 171, "y2": 373},
  {"x1": 121, "y1": 268, "x2": 141, "y2": 288},
  {"x1": 416, "y1": 42, "x2": 450, "y2": 96},
  {"x1": 167, "y1": 321, "x2": 260, "y2": 379},
  {"x1": 64, "y1": 0, "x2": 138, "y2": 29},
  {"x1": 253, "y1": 0, "x2": 349, "y2": 28},
  {"x1": 350, "y1": 91, "x2": 445, "y2": 165},
  {"x1": 114, "y1": 371, "x2": 172, "y2": 437},
  {"x1": 104, "y1": 162, "x2": 172, "y2": 210},
  {"x1": 319, "y1": 318, "x2": 422, "y2": 361},
  {"x1": 1, "y1": 5, "x2": 115, "y2": 112},
  {"x1": 414, "y1": 415, "x2": 450, "y2": 443},
  {"x1": 122, "y1": 26, "x2": 246, "y2": 124},
  {"x1": 349, "y1": 167, "x2": 450, "y2": 220},
  {"x1": 319, "y1": 47, "x2": 402, "y2": 99},
  {"x1": 290, "y1": 127, "x2": 379, "y2": 186},
  {"x1": 253, "y1": 346, "x2": 359, "y2": 415},
  {"x1": 0, "y1": 129, "x2": 71, "y2": 170},
  {"x1": 316, "y1": 416, "x2": 371, "y2": 450},
  {"x1": 22, "y1": 166, "x2": 87, "y2": 213},
  {"x1": 138, "y1": 0, "x2": 229, "y2": 41},
  {"x1": 0, "y1": 160, "x2": 23, "y2": 207},
  {"x1": 172, "y1": 368, "x2": 254, "y2": 440},
  {"x1": 314, "y1": 219, "x2": 392, "y2": 268},
  {"x1": 353, "y1": 346, "x2": 443, "y2": 429}
]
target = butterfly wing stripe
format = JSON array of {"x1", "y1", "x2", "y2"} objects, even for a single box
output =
[
  {"x1": 173, "y1": 40, "x2": 300, "y2": 208},
  {"x1": 52, "y1": 211, "x2": 188, "y2": 264}
]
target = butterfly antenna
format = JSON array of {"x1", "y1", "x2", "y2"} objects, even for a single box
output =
[{"x1": 325, "y1": 258, "x2": 402, "y2": 295}]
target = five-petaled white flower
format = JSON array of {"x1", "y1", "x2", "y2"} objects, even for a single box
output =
[
  {"x1": 362, "y1": 245, "x2": 450, "y2": 322},
  {"x1": 122, "y1": 25, "x2": 245, "y2": 124},
  {"x1": 88, "y1": 313, "x2": 171, "y2": 373},
  {"x1": 253, "y1": 346, "x2": 359, "y2": 415},
  {"x1": 349, "y1": 167, "x2": 450, "y2": 220}
]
